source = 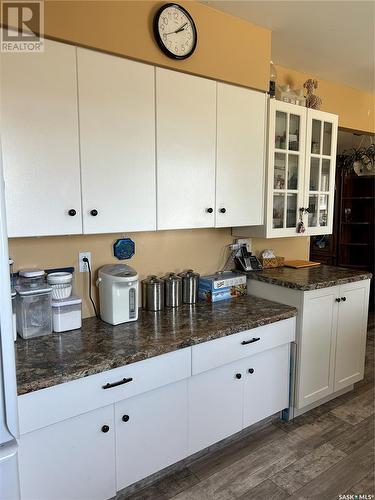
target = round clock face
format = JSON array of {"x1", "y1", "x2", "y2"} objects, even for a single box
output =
[{"x1": 154, "y1": 3, "x2": 197, "y2": 60}]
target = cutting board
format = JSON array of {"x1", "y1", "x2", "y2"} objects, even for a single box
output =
[{"x1": 284, "y1": 260, "x2": 321, "y2": 269}]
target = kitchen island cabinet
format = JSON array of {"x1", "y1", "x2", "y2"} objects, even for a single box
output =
[{"x1": 247, "y1": 265, "x2": 371, "y2": 415}]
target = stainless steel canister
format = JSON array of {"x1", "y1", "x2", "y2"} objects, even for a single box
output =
[
  {"x1": 162, "y1": 273, "x2": 182, "y2": 308},
  {"x1": 179, "y1": 269, "x2": 200, "y2": 304},
  {"x1": 141, "y1": 275, "x2": 164, "y2": 311}
]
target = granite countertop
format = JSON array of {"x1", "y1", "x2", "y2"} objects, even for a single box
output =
[
  {"x1": 247, "y1": 264, "x2": 372, "y2": 291},
  {"x1": 16, "y1": 295, "x2": 297, "y2": 396}
]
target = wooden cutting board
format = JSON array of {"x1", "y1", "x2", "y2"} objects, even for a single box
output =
[{"x1": 284, "y1": 260, "x2": 321, "y2": 269}]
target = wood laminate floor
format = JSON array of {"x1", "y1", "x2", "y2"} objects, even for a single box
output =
[{"x1": 118, "y1": 320, "x2": 375, "y2": 500}]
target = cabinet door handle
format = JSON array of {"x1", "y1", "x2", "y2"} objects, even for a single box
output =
[
  {"x1": 241, "y1": 337, "x2": 260, "y2": 345},
  {"x1": 341, "y1": 296, "x2": 347, "y2": 302},
  {"x1": 122, "y1": 414, "x2": 130, "y2": 422},
  {"x1": 235, "y1": 373, "x2": 242, "y2": 379},
  {"x1": 206, "y1": 207, "x2": 213, "y2": 213},
  {"x1": 335, "y1": 298, "x2": 341, "y2": 303},
  {"x1": 219, "y1": 208, "x2": 226, "y2": 214},
  {"x1": 248, "y1": 368, "x2": 255, "y2": 374},
  {"x1": 101, "y1": 425, "x2": 110, "y2": 433},
  {"x1": 90, "y1": 209, "x2": 98, "y2": 216},
  {"x1": 68, "y1": 209, "x2": 76, "y2": 216},
  {"x1": 102, "y1": 377, "x2": 133, "y2": 389}
]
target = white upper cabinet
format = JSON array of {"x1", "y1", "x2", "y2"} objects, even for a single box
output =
[
  {"x1": 77, "y1": 48, "x2": 156, "y2": 234},
  {"x1": 216, "y1": 83, "x2": 266, "y2": 228},
  {"x1": 304, "y1": 109, "x2": 338, "y2": 235},
  {"x1": 1, "y1": 38, "x2": 82, "y2": 237},
  {"x1": 156, "y1": 68, "x2": 216, "y2": 230},
  {"x1": 233, "y1": 100, "x2": 338, "y2": 239}
]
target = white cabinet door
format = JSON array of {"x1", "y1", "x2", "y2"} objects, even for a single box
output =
[
  {"x1": 334, "y1": 280, "x2": 370, "y2": 391},
  {"x1": 304, "y1": 109, "x2": 338, "y2": 235},
  {"x1": 19, "y1": 405, "x2": 116, "y2": 500},
  {"x1": 266, "y1": 100, "x2": 307, "y2": 237},
  {"x1": 216, "y1": 84, "x2": 266, "y2": 228},
  {"x1": 156, "y1": 68, "x2": 216, "y2": 230},
  {"x1": 297, "y1": 286, "x2": 339, "y2": 409},
  {"x1": 1, "y1": 38, "x2": 82, "y2": 237},
  {"x1": 188, "y1": 360, "x2": 243, "y2": 455},
  {"x1": 78, "y1": 48, "x2": 156, "y2": 234},
  {"x1": 115, "y1": 380, "x2": 188, "y2": 491},
  {"x1": 242, "y1": 344, "x2": 290, "y2": 428}
]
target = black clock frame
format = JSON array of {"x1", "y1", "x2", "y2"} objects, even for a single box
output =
[{"x1": 153, "y1": 3, "x2": 197, "y2": 60}]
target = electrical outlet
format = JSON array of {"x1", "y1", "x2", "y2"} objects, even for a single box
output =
[{"x1": 79, "y1": 252, "x2": 92, "y2": 273}]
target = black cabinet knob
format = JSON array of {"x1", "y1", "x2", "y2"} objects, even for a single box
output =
[
  {"x1": 90, "y1": 209, "x2": 98, "y2": 217},
  {"x1": 235, "y1": 373, "x2": 242, "y2": 379},
  {"x1": 101, "y1": 425, "x2": 110, "y2": 433},
  {"x1": 248, "y1": 368, "x2": 255, "y2": 374},
  {"x1": 219, "y1": 208, "x2": 226, "y2": 214},
  {"x1": 68, "y1": 209, "x2": 76, "y2": 217},
  {"x1": 122, "y1": 414, "x2": 130, "y2": 422},
  {"x1": 335, "y1": 298, "x2": 341, "y2": 303},
  {"x1": 341, "y1": 296, "x2": 347, "y2": 302},
  {"x1": 206, "y1": 208, "x2": 213, "y2": 214}
]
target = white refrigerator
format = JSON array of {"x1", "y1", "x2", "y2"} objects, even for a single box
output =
[{"x1": 0, "y1": 138, "x2": 20, "y2": 498}]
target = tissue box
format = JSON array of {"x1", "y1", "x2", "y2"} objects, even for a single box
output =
[{"x1": 199, "y1": 272, "x2": 247, "y2": 303}]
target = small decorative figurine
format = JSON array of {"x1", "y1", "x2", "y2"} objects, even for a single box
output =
[{"x1": 303, "y1": 79, "x2": 322, "y2": 110}]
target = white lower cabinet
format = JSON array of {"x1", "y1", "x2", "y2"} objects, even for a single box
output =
[
  {"x1": 18, "y1": 319, "x2": 295, "y2": 499},
  {"x1": 243, "y1": 344, "x2": 290, "y2": 428},
  {"x1": 188, "y1": 359, "x2": 244, "y2": 455},
  {"x1": 247, "y1": 278, "x2": 370, "y2": 414},
  {"x1": 19, "y1": 405, "x2": 116, "y2": 500},
  {"x1": 188, "y1": 344, "x2": 291, "y2": 455},
  {"x1": 115, "y1": 380, "x2": 188, "y2": 491}
]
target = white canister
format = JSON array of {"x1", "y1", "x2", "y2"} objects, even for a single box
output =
[{"x1": 52, "y1": 295, "x2": 82, "y2": 333}]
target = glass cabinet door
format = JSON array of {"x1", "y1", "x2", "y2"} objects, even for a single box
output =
[
  {"x1": 304, "y1": 110, "x2": 338, "y2": 235},
  {"x1": 270, "y1": 101, "x2": 306, "y2": 235}
]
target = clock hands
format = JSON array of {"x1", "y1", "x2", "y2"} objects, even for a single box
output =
[
  {"x1": 164, "y1": 22, "x2": 188, "y2": 36},
  {"x1": 175, "y1": 22, "x2": 188, "y2": 33}
]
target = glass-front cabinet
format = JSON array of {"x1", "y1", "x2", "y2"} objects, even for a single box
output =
[
  {"x1": 304, "y1": 109, "x2": 338, "y2": 235},
  {"x1": 265, "y1": 101, "x2": 338, "y2": 237},
  {"x1": 268, "y1": 100, "x2": 307, "y2": 236}
]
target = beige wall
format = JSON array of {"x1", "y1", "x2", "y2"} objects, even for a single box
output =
[
  {"x1": 276, "y1": 65, "x2": 375, "y2": 134},
  {"x1": 9, "y1": 230, "x2": 309, "y2": 318}
]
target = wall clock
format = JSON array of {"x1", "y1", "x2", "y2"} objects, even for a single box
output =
[{"x1": 153, "y1": 3, "x2": 197, "y2": 60}]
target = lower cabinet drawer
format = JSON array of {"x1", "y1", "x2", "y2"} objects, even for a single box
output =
[
  {"x1": 19, "y1": 405, "x2": 116, "y2": 500},
  {"x1": 192, "y1": 317, "x2": 295, "y2": 375},
  {"x1": 115, "y1": 379, "x2": 188, "y2": 491},
  {"x1": 18, "y1": 347, "x2": 191, "y2": 434}
]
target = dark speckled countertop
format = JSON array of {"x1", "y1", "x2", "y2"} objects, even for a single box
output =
[
  {"x1": 247, "y1": 265, "x2": 372, "y2": 291},
  {"x1": 16, "y1": 295, "x2": 297, "y2": 396}
]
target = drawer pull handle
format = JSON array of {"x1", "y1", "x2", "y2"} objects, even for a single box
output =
[
  {"x1": 241, "y1": 337, "x2": 260, "y2": 345},
  {"x1": 102, "y1": 377, "x2": 133, "y2": 389}
]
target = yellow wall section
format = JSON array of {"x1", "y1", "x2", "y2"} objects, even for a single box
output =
[
  {"x1": 42, "y1": 0, "x2": 271, "y2": 92},
  {"x1": 9, "y1": 231, "x2": 309, "y2": 319},
  {"x1": 276, "y1": 65, "x2": 375, "y2": 134}
]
